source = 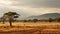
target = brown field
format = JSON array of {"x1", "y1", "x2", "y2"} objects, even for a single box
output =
[{"x1": 0, "y1": 22, "x2": 60, "y2": 34}]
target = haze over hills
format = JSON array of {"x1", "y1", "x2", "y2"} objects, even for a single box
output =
[
  {"x1": 0, "y1": 8, "x2": 60, "y2": 20},
  {"x1": 0, "y1": 7, "x2": 60, "y2": 20},
  {"x1": 26, "y1": 13, "x2": 60, "y2": 20}
]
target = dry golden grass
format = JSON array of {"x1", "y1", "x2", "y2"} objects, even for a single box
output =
[{"x1": 0, "y1": 22, "x2": 60, "y2": 34}]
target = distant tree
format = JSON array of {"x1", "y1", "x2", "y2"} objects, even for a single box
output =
[
  {"x1": 3, "y1": 11, "x2": 19, "y2": 27},
  {"x1": 49, "y1": 18, "x2": 53, "y2": 22},
  {"x1": 56, "y1": 18, "x2": 60, "y2": 22},
  {"x1": 33, "y1": 19, "x2": 38, "y2": 22},
  {"x1": 24, "y1": 20, "x2": 27, "y2": 22},
  {"x1": 28, "y1": 19, "x2": 32, "y2": 22}
]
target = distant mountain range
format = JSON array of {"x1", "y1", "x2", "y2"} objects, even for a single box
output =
[{"x1": 26, "y1": 13, "x2": 60, "y2": 20}]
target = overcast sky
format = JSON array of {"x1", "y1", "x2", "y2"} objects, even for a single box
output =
[{"x1": 0, "y1": 0, "x2": 60, "y2": 17}]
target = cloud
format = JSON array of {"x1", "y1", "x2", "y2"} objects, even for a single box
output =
[
  {"x1": 0, "y1": 0, "x2": 60, "y2": 8},
  {"x1": 0, "y1": 0, "x2": 12, "y2": 5},
  {"x1": 7, "y1": 0, "x2": 60, "y2": 8},
  {"x1": 0, "y1": 0, "x2": 60, "y2": 18}
]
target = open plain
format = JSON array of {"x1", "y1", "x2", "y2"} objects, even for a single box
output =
[{"x1": 0, "y1": 22, "x2": 60, "y2": 34}]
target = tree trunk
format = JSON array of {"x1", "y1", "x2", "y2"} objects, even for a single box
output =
[{"x1": 9, "y1": 19, "x2": 12, "y2": 27}]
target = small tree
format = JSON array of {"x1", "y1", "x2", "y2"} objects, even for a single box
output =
[
  {"x1": 49, "y1": 18, "x2": 53, "y2": 22},
  {"x1": 33, "y1": 19, "x2": 38, "y2": 23},
  {"x1": 28, "y1": 19, "x2": 32, "y2": 22},
  {"x1": 56, "y1": 18, "x2": 60, "y2": 22},
  {"x1": 24, "y1": 20, "x2": 27, "y2": 22}
]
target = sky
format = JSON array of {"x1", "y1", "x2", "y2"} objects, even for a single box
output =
[{"x1": 0, "y1": 0, "x2": 60, "y2": 18}]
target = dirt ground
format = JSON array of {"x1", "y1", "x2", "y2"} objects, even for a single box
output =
[{"x1": 0, "y1": 22, "x2": 60, "y2": 34}]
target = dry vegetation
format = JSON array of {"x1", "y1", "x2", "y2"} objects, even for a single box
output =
[{"x1": 0, "y1": 22, "x2": 60, "y2": 34}]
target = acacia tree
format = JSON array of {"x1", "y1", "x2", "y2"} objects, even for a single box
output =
[{"x1": 3, "y1": 12, "x2": 19, "y2": 27}]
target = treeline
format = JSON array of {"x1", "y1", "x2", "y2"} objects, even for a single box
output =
[
  {"x1": 0, "y1": 17, "x2": 60, "y2": 22},
  {"x1": 18, "y1": 18, "x2": 60, "y2": 22}
]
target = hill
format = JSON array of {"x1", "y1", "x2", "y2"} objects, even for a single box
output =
[{"x1": 27, "y1": 13, "x2": 60, "y2": 20}]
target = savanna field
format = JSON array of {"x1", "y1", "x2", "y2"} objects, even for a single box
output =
[{"x1": 0, "y1": 22, "x2": 60, "y2": 34}]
